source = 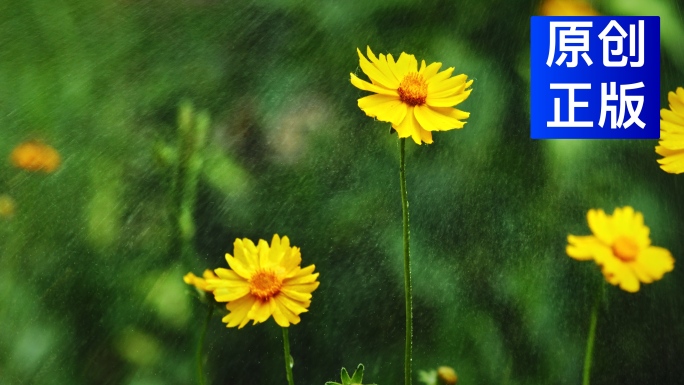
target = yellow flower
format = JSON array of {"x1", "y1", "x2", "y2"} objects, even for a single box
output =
[
  {"x1": 207, "y1": 235, "x2": 320, "y2": 328},
  {"x1": 350, "y1": 46, "x2": 472, "y2": 145},
  {"x1": 10, "y1": 141, "x2": 61, "y2": 173},
  {"x1": 656, "y1": 87, "x2": 684, "y2": 174},
  {"x1": 567, "y1": 207, "x2": 675, "y2": 293},
  {"x1": 183, "y1": 270, "x2": 219, "y2": 292},
  {"x1": 0, "y1": 194, "x2": 15, "y2": 219},
  {"x1": 539, "y1": 0, "x2": 599, "y2": 16}
]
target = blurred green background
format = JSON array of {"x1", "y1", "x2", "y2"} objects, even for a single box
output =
[{"x1": 1, "y1": 0, "x2": 684, "y2": 384}]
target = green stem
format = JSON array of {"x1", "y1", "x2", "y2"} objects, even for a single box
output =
[
  {"x1": 399, "y1": 138, "x2": 413, "y2": 385},
  {"x1": 282, "y1": 328, "x2": 295, "y2": 385},
  {"x1": 197, "y1": 306, "x2": 214, "y2": 385},
  {"x1": 582, "y1": 284, "x2": 602, "y2": 385}
]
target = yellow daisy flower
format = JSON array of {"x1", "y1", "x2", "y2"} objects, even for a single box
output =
[
  {"x1": 539, "y1": 0, "x2": 599, "y2": 16},
  {"x1": 656, "y1": 87, "x2": 684, "y2": 174},
  {"x1": 10, "y1": 140, "x2": 61, "y2": 173},
  {"x1": 350, "y1": 46, "x2": 473, "y2": 145},
  {"x1": 183, "y1": 269, "x2": 219, "y2": 292},
  {"x1": 566, "y1": 207, "x2": 675, "y2": 293},
  {"x1": 207, "y1": 235, "x2": 320, "y2": 328}
]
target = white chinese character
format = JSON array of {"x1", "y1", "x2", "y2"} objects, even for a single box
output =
[
  {"x1": 547, "y1": 83, "x2": 593, "y2": 127},
  {"x1": 598, "y1": 82, "x2": 645, "y2": 129},
  {"x1": 598, "y1": 20, "x2": 644, "y2": 67},
  {"x1": 547, "y1": 22, "x2": 594, "y2": 67}
]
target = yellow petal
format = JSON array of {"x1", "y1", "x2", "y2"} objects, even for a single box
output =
[
  {"x1": 600, "y1": 256, "x2": 640, "y2": 293},
  {"x1": 587, "y1": 209, "x2": 614, "y2": 245},
  {"x1": 275, "y1": 296, "x2": 301, "y2": 324},
  {"x1": 566, "y1": 235, "x2": 605, "y2": 261},
  {"x1": 426, "y1": 67, "x2": 455, "y2": 84},
  {"x1": 357, "y1": 48, "x2": 399, "y2": 89},
  {"x1": 661, "y1": 108, "x2": 684, "y2": 126},
  {"x1": 350, "y1": 73, "x2": 398, "y2": 96},
  {"x1": 281, "y1": 288, "x2": 312, "y2": 302},
  {"x1": 214, "y1": 285, "x2": 250, "y2": 302},
  {"x1": 284, "y1": 281, "x2": 320, "y2": 294},
  {"x1": 656, "y1": 146, "x2": 684, "y2": 174},
  {"x1": 426, "y1": 89, "x2": 472, "y2": 107},
  {"x1": 394, "y1": 106, "x2": 426, "y2": 145},
  {"x1": 428, "y1": 74, "x2": 468, "y2": 94},
  {"x1": 277, "y1": 293, "x2": 311, "y2": 314},
  {"x1": 357, "y1": 94, "x2": 407, "y2": 125},
  {"x1": 271, "y1": 299, "x2": 291, "y2": 327},
  {"x1": 419, "y1": 62, "x2": 443, "y2": 81},
  {"x1": 225, "y1": 254, "x2": 254, "y2": 279},
  {"x1": 248, "y1": 298, "x2": 275, "y2": 324},
  {"x1": 414, "y1": 105, "x2": 466, "y2": 132},
  {"x1": 222, "y1": 295, "x2": 256, "y2": 328},
  {"x1": 634, "y1": 246, "x2": 675, "y2": 281}
]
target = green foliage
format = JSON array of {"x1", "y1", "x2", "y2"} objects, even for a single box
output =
[{"x1": 326, "y1": 364, "x2": 376, "y2": 385}]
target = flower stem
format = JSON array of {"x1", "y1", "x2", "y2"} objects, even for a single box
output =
[
  {"x1": 282, "y1": 327, "x2": 295, "y2": 385},
  {"x1": 197, "y1": 306, "x2": 214, "y2": 385},
  {"x1": 582, "y1": 284, "x2": 602, "y2": 385},
  {"x1": 399, "y1": 138, "x2": 413, "y2": 385}
]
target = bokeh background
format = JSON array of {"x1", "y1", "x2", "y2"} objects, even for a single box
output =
[{"x1": 1, "y1": 0, "x2": 684, "y2": 384}]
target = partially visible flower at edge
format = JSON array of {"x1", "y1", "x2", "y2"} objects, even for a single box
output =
[
  {"x1": 10, "y1": 140, "x2": 61, "y2": 173},
  {"x1": 0, "y1": 194, "x2": 15, "y2": 219},
  {"x1": 656, "y1": 87, "x2": 684, "y2": 174},
  {"x1": 207, "y1": 234, "x2": 320, "y2": 328},
  {"x1": 184, "y1": 270, "x2": 219, "y2": 292},
  {"x1": 350, "y1": 46, "x2": 472, "y2": 145},
  {"x1": 539, "y1": 0, "x2": 599, "y2": 16},
  {"x1": 566, "y1": 206, "x2": 674, "y2": 293}
]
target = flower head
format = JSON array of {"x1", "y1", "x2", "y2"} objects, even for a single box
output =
[
  {"x1": 0, "y1": 194, "x2": 15, "y2": 219},
  {"x1": 207, "y1": 235, "x2": 320, "y2": 328},
  {"x1": 567, "y1": 207, "x2": 675, "y2": 293},
  {"x1": 656, "y1": 87, "x2": 684, "y2": 174},
  {"x1": 539, "y1": 0, "x2": 599, "y2": 16},
  {"x1": 350, "y1": 46, "x2": 472, "y2": 145},
  {"x1": 183, "y1": 269, "x2": 219, "y2": 292},
  {"x1": 10, "y1": 141, "x2": 61, "y2": 173}
]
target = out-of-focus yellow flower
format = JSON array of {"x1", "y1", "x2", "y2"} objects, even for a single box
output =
[
  {"x1": 539, "y1": 0, "x2": 599, "y2": 16},
  {"x1": 437, "y1": 366, "x2": 458, "y2": 385},
  {"x1": 656, "y1": 87, "x2": 684, "y2": 174},
  {"x1": 10, "y1": 141, "x2": 61, "y2": 173},
  {"x1": 183, "y1": 270, "x2": 218, "y2": 292},
  {"x1": 350, "y1": 46, "x2": 472, "y2": 145},
  {"x1": 567, "y1": 207, "x2": 674, "y2": 293},
  {"x1": 207, "y1": 235, "x2": 320, "y2": 328},
  {"x1": 0, "y1": 194, "x2": 15, "y2": 218}
]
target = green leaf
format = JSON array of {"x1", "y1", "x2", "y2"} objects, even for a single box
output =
[
  {"x1": 325, "y1": 382, "x2": 342, "y2": 385},
  {"x1": 341, "y1": 367, "x2": 352, "y2": 385},
  {"x1": 350, "y1": 364, "x2": 365, "y2": 384}
]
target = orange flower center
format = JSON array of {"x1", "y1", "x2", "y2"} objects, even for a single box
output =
[
  {"x1": 612, "y1": 236, "x2": 639, "y2": 262},
  {"x1": 398, "y1": 72, "x2": 428, "y2": 106},
  {"x1": 249, "y1": 269, "x2": 283, "y2": 300}
]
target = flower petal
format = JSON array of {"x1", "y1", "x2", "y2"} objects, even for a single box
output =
[
  {"x1": 634, "y1": 246, "x2": 675, "y2": 281},
  {"x1": 214, "y1": 285, "x2": 250, "y2": 302},
  {"x1": 587, "y1": 209, "x2": 614, "y2": 245},
  {"x1": 350, "y1": 73, "x2": 398, "y2": 96},
  {"x1": 357, "y1": 48, "x2": 399, "y2": 89},
  {"x1": 414, "y1": 105, "x2": 466, "y2": 132},
  {"x1": 357, "y1": 94, "x2": 407, "y2": 125},
  {"x1": 426, "y1": 89, "x2": 473, "y2": 107},
  {"x1": 600, "y1": 255, "x2": 640, "y2": 293},
  {"x1": 394, "y1": 106, "x2": 428, "y2": 145},
  {"x1": 222, "y1": 295, "x2": 256, "y2": 328}
]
